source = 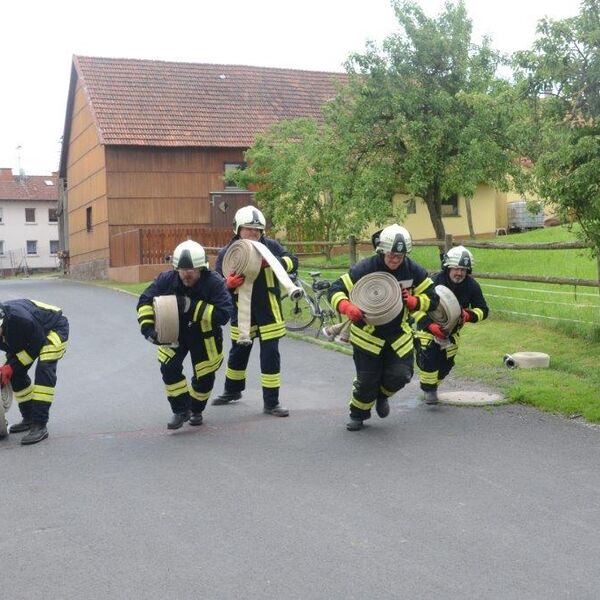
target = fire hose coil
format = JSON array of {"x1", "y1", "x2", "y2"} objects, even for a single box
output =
[
  {"x1": 153, "y1": 295, "x2": 180, "y2": 344},
  {"x1": 503, "y1": 352, "x2": 550, "y2": 369},
  {"x1": 223, "y1": 239, "x2": 302, "y2": 345},
  {"x1": 428, "y1": 284, "x2": 462, "y2": 333},
  {"x1": 350, "y1": 271, "x2": 404, "y2": 326}
]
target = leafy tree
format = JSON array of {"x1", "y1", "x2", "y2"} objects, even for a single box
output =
[
  {"x1": 514, "y1": 0, "x2": 600, "y2": 252},
  {"x1": 339, "y1": 0, "x2": 522, "y2": 240}
]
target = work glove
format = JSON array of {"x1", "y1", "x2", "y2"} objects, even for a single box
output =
[
  {"x1": 141, "y1": 325, "x2": 161, "y2": 345},
  {"x1": 461, "y1": 308, "x2": 472, "y2": 323},
  {"x1": 177, "y1": 296, "x2": 192, "y2": 313},
  {"x1": 402, "y1": 288, "x2": 418, "y2": 311},
  {"x1": 338, "y1": 299, "x2": 364, "y2": 323},
  {"x1": 226, "y1": 273, "x2": 245, "y2": 289},
  {"x1": 0, "y1": 363, "x2": 13, "y2": 386},
  {"x1": 427, "y1": 323, "x2": 447, "y2": 340}
]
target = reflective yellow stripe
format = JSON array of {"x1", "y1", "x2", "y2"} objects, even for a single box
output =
[
  {"x1": 261, "y1": 373, "x2": 281, "y2": 388},
  {"x1": 226, "y1": 367, "x2": 246, "y2": 381},
  {"x1": 16, "y1": 350, "x2": 34, "y2": 366},
  {"x1": 472, "y1": 307, "x2": 484, "y2": 321},
  {"x1": 415, "y1": 330, "x2": 434, "y2": 343},
  {"x1": 412, "y1": 310, "x2": 427, "y2": 324},
  {"x1": 157, "y1": 346, "x2": 177, "y2": 363},
  {"x1": 201, "y1": 303, "x2": 214, "y2": 333},
  {"x1": 165, "y1": 378, "x2": 188, "y2": 397},
  {"x1": 231, "y1": 325, "x2": 258, "y2": 341},
  {"x1": 189, "y1": 387, "x2": 211, "y2": 401},
  {"x1": 32, "y1": 384, "x2": 55, "y2": 403},
  {"x1": 14, "y1": 384, "x2": 33, "y2": 402},
  {"x1": 268, "y1": 291, "x2": 283, "y2": 323},
  {"x1": 193, "y1": 300, "x2": 205, "y2": 322},
  {"x1": 392, "y1": 336, "x2": 413, "y2": 358},
  {"x1": 195, "y1": 355, "x2": 224, "y2": 378},
  {"x1": 138, "y1": 305, "x2": 154, "y2": 317},
  {"x1": 417, "y1": 367, "x2": 439, "y2": 385},
  {"x1": 380, "y1": 386, "x2": 393, "y2": 397},
  {"x1": 350, "y1": 396, "x2": 375, "y2": 411},
  {"x1": 413, "y1": 278, "x2": 433, "y2": 296},
  {"x1": 349, "y1": 324, "x2": 385, "y2": 355},
  {"x1": 204, "y1": 336, "x2": 218, "y2": 361},
  {"x1": 32, "y1": 300, "x2": 61, "y2": 312},
  {"x1": 260, "y1": 322, "x2": 286, "y2": 340},
  {"x1": 282, "y1": 256, "x2": 294, "y2": 272},
  {"x1": 330, "y1": 292, "x2": 347, "y2": 311},
  {"x1": 47, "y1": 331, "x2": 61, "y2": 346},
  {"x1": 341, "y1": 273, "x2": 354, "y2": 293},
  {"x1": 265, "y1": 268, "x2": 275, "y2": 288}
]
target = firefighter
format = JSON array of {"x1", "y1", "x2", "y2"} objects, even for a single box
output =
[
  {"x1": 328, "y1": 224, "x2": 439, "y2": 431},
  {"x1": 414, "y1": 245, "x2": 489, "y2": 404},
  {"x1": 0, "y1": 300, "x2": 69, "y2": 445},
  {"x1": 137, "y1": 240, "x2": 232, "y2": 429},
  {"x1": 213, "y1": 205, "x2": 298, "y2": 417}
]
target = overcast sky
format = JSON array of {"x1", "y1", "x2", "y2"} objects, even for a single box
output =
[{"x1": 0, "y1": 0, "x2": 579, "y2": 176}]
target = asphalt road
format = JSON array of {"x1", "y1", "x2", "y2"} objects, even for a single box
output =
[{"x1": 1, "y1": 277, "x2": 599, "y2": 599}]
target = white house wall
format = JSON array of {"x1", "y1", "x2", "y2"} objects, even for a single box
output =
[{"x1": 0, "y1": 200, "x2": 59, "y2": 270}]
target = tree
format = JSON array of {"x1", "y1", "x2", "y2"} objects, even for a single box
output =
[
  {"x1": 228, "y1": 117, "x2": 402, "y2": 251},
  {"x1": 338, "y1": 0, "x2": 522, "y2": 240},
  {"x1": 513, "y1": 0, "x2": 600, "y2": 252}
]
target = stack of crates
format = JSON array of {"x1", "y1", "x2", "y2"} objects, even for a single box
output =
[{"x1": 507, "y1": 201, "x2": 544, "y2": 232}]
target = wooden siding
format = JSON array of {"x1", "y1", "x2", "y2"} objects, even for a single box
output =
[{"x1": 66, "y1": 79, "x2": 108, "y2": 264}]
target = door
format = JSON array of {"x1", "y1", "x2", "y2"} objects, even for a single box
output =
[{"x1": 209, "y1": 192, "x2": 254, "y2": 228}]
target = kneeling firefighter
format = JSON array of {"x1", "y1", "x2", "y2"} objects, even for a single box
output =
[
  {"x1": 414, "y1": 245, "x2": 489, "y2": 404},
  {"x1": 328, "y1": 224, "x2": 439, "y2": 431},
  {"x1": 136, "y1": 240, "x2": 233, "y2": 429}
]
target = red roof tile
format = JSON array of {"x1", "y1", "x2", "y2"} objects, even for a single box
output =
[
  {"x1": 0, "y1": 170, "x2": 58, "y2": 202},
  {"x1": 73, "y1": 56, "x2": 347, "y2": 147}
]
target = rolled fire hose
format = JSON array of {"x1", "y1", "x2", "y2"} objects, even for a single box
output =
[
  {"x1": 0, "y1": 382, "x2": 13, "y2": 438},
  {"x1": 223, "y1": 239, "x2": 303, "y2": 345},
  {"x1": 425, "y1": 285, "x2": 461, "y2": 349},
  {"x1": 153, "y1": 295, "x2": 180, "y2": 344},
  {"x1": 503, "y1": 352, "x2": 550, "y2": 369},
  {"x1": 323, "y1": 272, "x2": 404, "y2": 340}
]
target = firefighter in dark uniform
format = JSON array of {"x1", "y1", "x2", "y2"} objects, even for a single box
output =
[
  {"x1": 212, "y1": 205, "x2": 298, "y2": 417},
  {"x1": 0, "y1": 299, "x2": 69, "y2": 445},
  {"x1": 415, "y1": 245, "x2": 489, "y2": 404},
  {"x1": 137, "y1": 240, "x2": 232, "y2": 429},
  {"x1": 328, "y1": 224, "x2": 439, "y2": 431}
]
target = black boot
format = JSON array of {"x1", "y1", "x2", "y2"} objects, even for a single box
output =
[
  {"x1": 423, "y1": 390, "x2": 439, "y2": 405},
  {"x1": 212, "y1": 391, "x2": 242, "y2": 406},
  {"x1": 21, "y1": 423, "x2": 49, "y2": 445},
  {"x1": 263, "y1": 404, "x2": 289, "y2": 417},
  {"x1": 167, "y1": 411, "x2": 190, "y2": 430},
  {"x1": 189, "y1": 412, "x2": 204, "y2": 426},
  {"x1": 346, "y1": 418, "x2": 364, "y2": 431},
  {"x1": 9, "y1": 419, "x2": 32, "y2": 433},
  {"x1": 376, "y1": 397, "x2": 390, "y2": 418}
]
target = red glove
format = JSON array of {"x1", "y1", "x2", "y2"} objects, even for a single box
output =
[
  {"x1": 0, "y1": 363, "x2": 13, "y2": 386},
  {"x1": 461, "y1": 309, "x2": 472, "y2": 323},
  {"x1": 338, "y1": 299, "x2": 364, "y2": 322},
  {"x1": 427, "y1": 323, "x2": 447, "y2": 340},
  {"x1": 260, "y1": 258, "x2": 269, "y2": 268},
  {"x1": 402, "y1": 288, "x2": 418, "y2": 311},
  {"x1": 226, "y1": 273, "x2": 245, "y2": 289}
]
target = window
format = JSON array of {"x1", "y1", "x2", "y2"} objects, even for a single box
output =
[
  {"x1": 25, "y1": 208, "x2": 36, "y2": 223},
  {"x1": 26, "y1": 240, "x2": 37, "y2": 255},
  {"x1": 49, "y1": 208, "x2": 58, "y2": 222},
  {"x1": 441, "y1": 193, "x2": 459, "y2": 217},
  {"x1": 224, "y1": 162, "x2": 246, "y2": 189},
  {"x1": 86, "y1": 206, "x2": 93, "y2": 232},
  {"x1": 50, "y1": 240, "x2": 59, "y2": 255},
  {"x1": 0, "y1": 241, "x2": 4, "y2": 255}
]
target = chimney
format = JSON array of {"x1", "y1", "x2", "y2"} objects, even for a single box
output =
[{"x1": 0, "y1": 168, "x2": 14, "y2": 181}]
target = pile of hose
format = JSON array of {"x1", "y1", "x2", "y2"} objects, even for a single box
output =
[
  {"x1": 223, "y1": 239, "x2": 302, "y2": 345},
  {"x1": 153, "y1": 295, "x2": 180, "y2": 344}
]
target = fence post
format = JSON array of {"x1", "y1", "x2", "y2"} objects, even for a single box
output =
[
  {"x1": 349, "y1": 235, "x2": 357, "y2": 267},
  {"x1": 444, "y1": 233, "x2": 453, "y2": 253}
]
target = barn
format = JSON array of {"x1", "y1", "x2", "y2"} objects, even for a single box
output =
[{"x1": 58, "y1": 56, "x2": 346, "y2": 281}]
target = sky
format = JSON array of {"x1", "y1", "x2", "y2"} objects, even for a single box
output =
[{"x1": 0, "y1": 0, "x2": 580, "y2": 176}]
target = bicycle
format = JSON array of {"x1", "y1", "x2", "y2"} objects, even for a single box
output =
[{"x1": 281, "y1": 271, "x2": 342, "y2": 337}]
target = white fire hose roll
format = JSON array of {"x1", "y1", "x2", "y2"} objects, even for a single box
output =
[
  {"x1": 503, "y1": 352, "x2": 550, "y2": 369},
  {"x1": 0, "y1": 382, "x2": 13, "y2": 438},
  {"x1": 223, "y1": 239, "x2": 302, "y2": 345},
  {"x1": 350, "y1": 271, "x2": 404, "y2": 326},
  {"x1": 153, "y1": 295, "x2": 180, "y2": 345}
]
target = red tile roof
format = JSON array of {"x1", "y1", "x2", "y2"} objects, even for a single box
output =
[
  {"x1": 0, "y1": 170, "x2": 58, "y2": 202},
  {"x1": 73, "y1": 56, "x2": 347, "y2": 148}
]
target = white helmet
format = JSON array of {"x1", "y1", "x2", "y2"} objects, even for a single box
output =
[
  {"x1": 443, "y1": 245, "x2": 474, "y2": 273},
  {"x1": 372, "y1": 224, "x2": 412, "y2": 254},
  {"x1": 172, "y1": 240, "x2": 207, "y2": 270},
  {"x1": 234, "y1": 205, "x2": 266, "y2": 235}
]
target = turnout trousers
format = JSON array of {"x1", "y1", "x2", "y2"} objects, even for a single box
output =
[
  {"x1": 349, "y1": 343, "x2": 413, "y2": 421},
  {"x1": 222, "y1": 338, "x2": 281, "y2": 408},
  {"x1": 158, "y1": 331, "x2": 223, "y2": 415},
  {"x1": 12, "y1": 316, "x2": 69, "y2": 424},
  {"x1": 414, "y1": 335, "x2": 458, "y2": 391}
]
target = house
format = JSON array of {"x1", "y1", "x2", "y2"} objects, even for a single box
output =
[
  {"x1": 58, "y1": 56, "x2": 347, "y2": 281},
  {"x1": 0, "y1": 168, "x2": 59, "y2": 275}
]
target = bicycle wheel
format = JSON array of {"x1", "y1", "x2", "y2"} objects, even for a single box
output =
[
  {"x1": 315, "y1": 296, "x2": 343, "y2": 338},
  {"x1": 282, "y1": 292, "x2": 317, "y2": 331}
]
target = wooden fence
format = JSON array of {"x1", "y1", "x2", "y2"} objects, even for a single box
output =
[{"x1": 110, "y1": 226, "x2": 232, "y2": 267}]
